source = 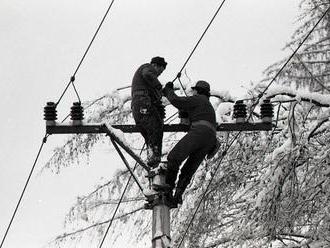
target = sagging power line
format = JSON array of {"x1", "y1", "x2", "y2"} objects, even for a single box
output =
[
  {"x1": 56, "y1": 0, "x2": 116, "y2": 107},
  {"x1": 4, "y1": 1, "x2": 326, "y2": 248}
]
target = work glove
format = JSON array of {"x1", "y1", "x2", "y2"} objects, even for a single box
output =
[{"x1": 162, "y1": 81, "x2": 174, "y2": 97}]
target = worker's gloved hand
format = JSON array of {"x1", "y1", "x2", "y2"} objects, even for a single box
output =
[{"x1": 162, "y1": 82, "x2": 174, "y2": 96}]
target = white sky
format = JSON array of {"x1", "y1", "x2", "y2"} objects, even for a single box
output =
[{"x1": 0, "y1": 0, "x2": 301, "y2": 247}]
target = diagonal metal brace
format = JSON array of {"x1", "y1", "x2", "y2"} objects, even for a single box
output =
[
  {"x1": 102, "y1": 124, "x2": 150, "y2": 172},
  {"x1": 109, "y1": 136, "x2": 145, "y2": 193}
]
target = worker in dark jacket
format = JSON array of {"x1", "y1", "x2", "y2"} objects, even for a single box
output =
[
  {"x1": 162, "y1": 80, "x2": 217, "y2": 204},
  {"x1": 131, "y1": 56, "x2": 167, "y2": 168}
]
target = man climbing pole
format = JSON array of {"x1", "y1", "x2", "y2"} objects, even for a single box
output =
[
  {"x1": 162, "y1": 80, "x2": 217, "y2": 205},
  {"x1": 131, "y1": 56, "x2": 167, "y2": 168}
]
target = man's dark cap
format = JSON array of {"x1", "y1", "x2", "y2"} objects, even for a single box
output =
[
  {"x1": 191, "y1": 80, "x2": 210, "y2": 92},
  {"x1": 151, "y1": 56, "x2": 167, "y2": 68}
]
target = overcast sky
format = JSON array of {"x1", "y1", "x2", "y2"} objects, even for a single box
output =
[{"x1": 0, "y1": 0, "x2": 300, "y2": 247}]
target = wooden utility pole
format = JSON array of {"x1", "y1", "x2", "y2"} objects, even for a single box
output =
[{"x1": 145, "y1": 168, "x2": 172, "y2": 248}]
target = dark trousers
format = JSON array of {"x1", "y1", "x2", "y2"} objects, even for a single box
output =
[
  {"x1": 132, "y1": 96, "x2": 164, "y2": 167},
  {"x1": 166, "y1": 125, "x2": 216, "y2": 192}
]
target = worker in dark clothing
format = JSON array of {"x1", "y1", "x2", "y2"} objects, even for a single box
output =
[
  {"x1": 131, "y1": 56, "x2": 167, "y2": 168},
  {"x1": 162, "y1": 80, "x2": 217, "y2": 205}
]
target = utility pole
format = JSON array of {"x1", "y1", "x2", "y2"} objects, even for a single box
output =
[
  {"x1": 145, "y1": 167, "x2": 172, "y2": 248},
  {"x1": 44, "y1": 99, "x2": 273, "y2": 248}
]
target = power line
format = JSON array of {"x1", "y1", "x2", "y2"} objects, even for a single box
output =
[
  {"x1": 176, "y1": 6, "x2": 330, "y2": 245},
  {"x1": 0, "y1": 134, "x2": 48, "y2": 248},
  {"x1": 177, "y1": 132, "x2": 240, "y2": 247},
  {"x1": 98, "y1": 143, "x2": 145, "y2": 248},
  {"x1": 1, "y1": 1, "x2": 116, "y2": 241},
  {"x1": 251, "y1": 4, "x2": 330, "y2": 111},
  {"x1": 110, "y1": 137, "x2": 145, "y2": 193},
  {"x1": 173, "y1": 0, "x2": 227, "y2": 92},
  {"x1": 97, "y1": 110, "x2": 181, "y2": 247},
  {"x1": 55, "y1": 0, "x2": 116, "y2": 107}
]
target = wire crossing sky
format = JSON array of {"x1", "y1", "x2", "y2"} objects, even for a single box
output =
[{"x1": 0, "y1": 0, "x2": 300, "y2": 247}]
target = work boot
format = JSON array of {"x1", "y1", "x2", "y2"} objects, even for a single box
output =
[{"x1": 173, "y1": 188, "x2": 184, "y2": 205}]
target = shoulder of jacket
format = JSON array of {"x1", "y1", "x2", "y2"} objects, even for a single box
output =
[{"x1": 140, "y1": 63, "x2": 152, "y2": 69}]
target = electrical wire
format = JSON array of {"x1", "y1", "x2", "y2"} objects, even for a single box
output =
[
  {"x1": 55, "y1": 0, "x2": 116, "y2": 107},
  {"x1": 110, "y1": 137, "x2": 145, "y2": 192},
  {"x1": 97, "y1": 144, "x2": 145, "y2": 248},
  {"x1": 0, "y1": 134, "x2": 49, "y2": 248},
  {"x1": 177, "y1": 6, "x2": 330, "y2": 245},
  {"x1": 177, "y1": 132, "x2": 240, "y2": 247},
  {"x1": 97, "y1": 111, "x2": 181, "y2": 247},
  {"x1": 172, "y1": 0, "x2": 227, "y2": 93},
  {"x1": 250, "y1": 4, "x2": 330, "y2": 116}
]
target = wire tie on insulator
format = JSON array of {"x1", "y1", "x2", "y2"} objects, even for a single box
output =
[{"x1": 70, "y1": 75, "x2": 75, "y2": 82}]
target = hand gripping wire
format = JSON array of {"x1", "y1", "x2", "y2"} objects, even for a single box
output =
[{"x1": 0, "y1": 134, "x2": 49, "y2": 248}]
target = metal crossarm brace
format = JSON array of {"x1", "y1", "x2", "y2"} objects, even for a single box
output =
[
  {"x1": 102, "y1": 124, "x2": 150, "y2": 172},
  {"x1": 109, "y1": 136, "x2": 145, "y2": 192}
]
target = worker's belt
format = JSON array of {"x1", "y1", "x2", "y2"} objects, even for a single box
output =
[
  {"x1": 132, "y1": 90, "x2": 149, "y2": 97},
  {"x1": 191, "y1": 120, "x2": 216, "y2": 133}
]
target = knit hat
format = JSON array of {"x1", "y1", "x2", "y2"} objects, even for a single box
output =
[
  {"x1": 191, "y1": 80, "x2": 210, "y2": 92},
  {"x1": 151, "y1": 56, "x2": 167, "y2": 68}
]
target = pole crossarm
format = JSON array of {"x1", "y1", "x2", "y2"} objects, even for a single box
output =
[{"x1": 46, "y1": 122, "x2": 272, "y2": 134}]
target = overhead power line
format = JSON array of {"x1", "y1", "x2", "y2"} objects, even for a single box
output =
[
  {"x1": 0, "y1": 134, "x2": 48, "y2": 248},
  {"x1": 252, "y1": 4, "x2": 330, "y2": 110},
  {"x1": 97, "y1": 144, "x2": 145, "y2": 248},
  {"x1": 177, "y1": 132, "x2": 240, "y2": 248},
  {"x1": 173, "y1": 0, "x2": 227, "y2": 93},
  {"x1": 177, "y1": 5, "x2": 330, "y2": 246},
  {"x1": 97, "y1": 111, "x2": 182, "y2": 247},
  {"x1": 56, "y1": 0, "x2": 116, "y2": 107}
]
